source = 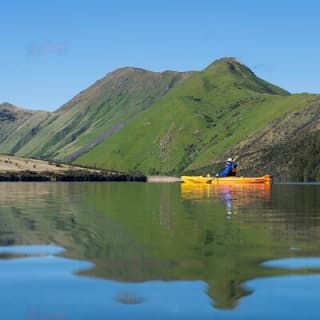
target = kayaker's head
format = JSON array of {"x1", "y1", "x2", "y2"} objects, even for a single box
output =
[{"x1": 227, "y1": 157, "x2": 232, "y2": 163}]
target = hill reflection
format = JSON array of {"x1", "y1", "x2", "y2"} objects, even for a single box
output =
[{"x1": 0, "y1": 182, "x2": 319, "y2": 311}]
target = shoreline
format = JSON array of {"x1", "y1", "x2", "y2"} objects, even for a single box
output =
[
  {"x1": 0, "y1": 156, "x2": 182, "y2": 183},
  {"x1": 147, "y1": 176, "x2": 181, "y2": 183},
  {"x1": 0, "y1": 170, "x2": 146, "y2": 182},
  {"x1": 0, "y1": 155, "x2": 146, "y2": 182},
  {"x1": 0, "y1": 172, "x2": 181, "y2": 183}
]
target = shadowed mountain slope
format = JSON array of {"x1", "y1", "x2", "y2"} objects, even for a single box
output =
[
  {"x1": 0, "y1": 103, "x2": 50, "y2": 154},
  {"x1": 227, "y1": 97, "x2": 320, "y2": 181}
]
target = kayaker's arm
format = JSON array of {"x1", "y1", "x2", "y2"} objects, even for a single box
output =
[{"x1": 217, "y1": 163, "x2": 233, "y2": 177}]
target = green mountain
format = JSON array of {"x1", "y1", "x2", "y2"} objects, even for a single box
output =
[
  {"x1": 0, "y1": 103, "x2": 50, "y2": 154},
  {"x1": 1, "y1": 57, "x2": 319, "y2": 181},
  {"x1": 75, "y1": 58, "x2": 319, "y2": 179},
  {"x1": 1, "y1": 68, "x2": 191, "y2": 161}
]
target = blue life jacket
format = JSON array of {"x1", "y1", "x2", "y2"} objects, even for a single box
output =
[{"x1": 218, "y1": 162, "x2": 237, "y2": 177}]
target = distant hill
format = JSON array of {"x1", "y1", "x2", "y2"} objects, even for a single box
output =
[
  {"x1": 1, "y1": 57, "x2": 319, "y2": 181},
  {"x1": 0, "y1": 103, "x2": 50, "y2": 154}
]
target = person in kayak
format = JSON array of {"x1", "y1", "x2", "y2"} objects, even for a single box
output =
[{"x1": 216, "y1": 158, "x2": 237, "y2": 177}]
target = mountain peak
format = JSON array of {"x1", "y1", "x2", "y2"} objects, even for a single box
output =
[
  {"x1": 108, "y1": 66, "x2": 149, "y2": 76},
  {"x1": 204, "y1": 57, "x2": 289, "y2": 96},
  {"x1": 0, "y1": 102, "x2": 19, "y2": 110},
  {"x1": 206, "y1": 57, "x2": 256, "y2": 77},
  {"x1": 217, "y1": 56, "x2": 244, "y2": 65},
  {"x1": 57, "y1": 66, "x2": 192, "y2": 113}
]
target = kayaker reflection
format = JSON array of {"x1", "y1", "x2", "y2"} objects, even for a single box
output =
[
  {"x1": 216, "y1": 157, "x2": 237, "y2": 177},
  {"x1": 218, "y1": 186, "x2": 233, "y2": 215}
]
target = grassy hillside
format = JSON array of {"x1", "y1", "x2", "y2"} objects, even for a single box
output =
[
  {"x1": 0, "y1": 103, "x2": 50, "y2": 154},
  {"x1": 76, "y1": 58, "x2": 318, "y2": 177},
  {"x1": 4, "y1": 68, "x2": 192, "y2": 161},
  {"x1": 227, "y1": 97, "x2": 320, "y2": 181}
]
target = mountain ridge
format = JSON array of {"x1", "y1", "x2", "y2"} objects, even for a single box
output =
[{"x1": 0, "y1": 67, "x2": 193, "y2": 162}]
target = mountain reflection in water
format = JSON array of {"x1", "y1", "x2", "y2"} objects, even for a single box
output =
[
  {"x1": 0, "y1": 245, "x2": 212, "y2": 320},
  {"x1": 0, "y1": 182, "x2": 320, "y2": 318}
]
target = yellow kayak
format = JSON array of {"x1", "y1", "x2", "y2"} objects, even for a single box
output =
[{"x1": 181, "y1": 175, "x2": 272, "y2": 185}]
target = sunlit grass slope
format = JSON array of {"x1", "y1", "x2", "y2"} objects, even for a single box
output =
[
  {"x1": 76, "y1": 58, "x2": 317, "y2": 175},
  {"x1": 10, "y1": 68, "x2": 192, "y2": 161}
]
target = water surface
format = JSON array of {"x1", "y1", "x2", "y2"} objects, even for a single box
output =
[{"x1": 0, "y1": 182, "x2": 320, "y2": 319}]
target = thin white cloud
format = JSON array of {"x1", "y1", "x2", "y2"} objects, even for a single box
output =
[{"x1": 25, "y1": 41, "x2": 68, "y2": 56}]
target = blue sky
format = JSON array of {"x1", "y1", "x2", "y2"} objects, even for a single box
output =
[{"x1": 1, "y1": 0, "x2": 320, "y2": 111}]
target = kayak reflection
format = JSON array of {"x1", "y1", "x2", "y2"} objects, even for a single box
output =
[{"x1": 180, "y1": 183, "x2": 271, "y2": 215}]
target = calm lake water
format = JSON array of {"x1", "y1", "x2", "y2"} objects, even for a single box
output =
[{"x1": 1, "y1": 182, "x2": 320, "y2": 319}]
